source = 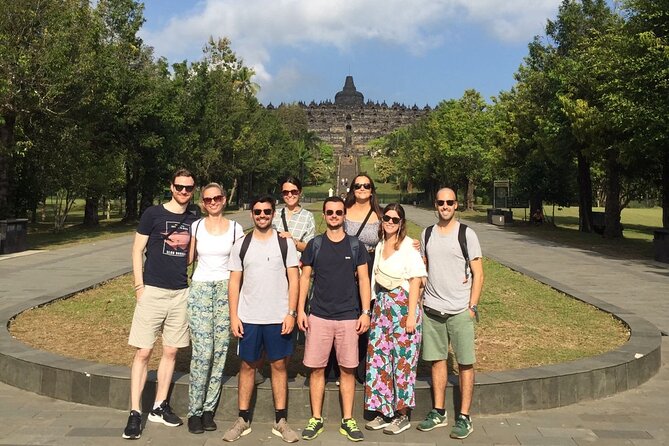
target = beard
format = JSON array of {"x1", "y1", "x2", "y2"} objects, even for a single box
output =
[{"x1": 326, "y1": 220, "x2": 343, "y2": 230}]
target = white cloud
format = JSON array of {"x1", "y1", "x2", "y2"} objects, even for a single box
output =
[{"x1": 140, "y1": 0, "x2": 561, "y2": 99}]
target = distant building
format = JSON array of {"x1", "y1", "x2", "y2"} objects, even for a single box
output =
[{"x1": 267, "y1": 76, "x2": 431, "y2": 155}]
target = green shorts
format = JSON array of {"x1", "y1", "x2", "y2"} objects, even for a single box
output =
[{"x1": 421, "y1": 308, "x2": 476, "y2": 365}]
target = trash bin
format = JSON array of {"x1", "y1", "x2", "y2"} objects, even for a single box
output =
[
  {"x1": 0, "y1": 218, "x2": 29, "y2": 254},
  {"x1": 492, "y1": 214, "x2": 505, "y2": 226},
  {"x1": 488, "y1": 209, "x2": 513, "y2": 226},
  {"x1": 653, "y1": 229, "x2": 669, "y2": 263}
]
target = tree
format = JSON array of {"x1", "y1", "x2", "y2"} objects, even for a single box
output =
[{"x1": 0, "y1": 0, "x2": 99, "y2": 219}]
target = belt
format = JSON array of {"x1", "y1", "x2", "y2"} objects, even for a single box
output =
[{"x1": 423, "y1": 305, "x2": 453, "y2": 319}]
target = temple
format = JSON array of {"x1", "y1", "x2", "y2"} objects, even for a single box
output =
[{"x1": 268, "y1": 75, "x2": 430, "y2": 155}]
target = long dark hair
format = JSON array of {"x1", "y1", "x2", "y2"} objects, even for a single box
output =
[
  {"x1": 344, "y1": 173, "x2": 382, "y2": 217},
  {"x1": 380, "y1": 203, "x2": 407, "y2": 250}
]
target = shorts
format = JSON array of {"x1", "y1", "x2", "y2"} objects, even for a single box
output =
[
  {"x1": 128, "y1": 285, "x2": 189, "y2": 349},
  {"x1": 303, "y1": 315, "x2": 359, "y2": 369},
  {"x1": 237, "y1": 323, "x2": 293, "y2": 363},
  {"x1": 421, "y1": 308, "x2": 476, "y2": 365}
]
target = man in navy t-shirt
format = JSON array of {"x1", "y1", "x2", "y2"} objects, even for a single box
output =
[
  {"x1": 122, "y1": 168, "x2": 198, "y2": 440},
  {"x1": 297, "y1": 196, "x2": 371, "y2": 442}
]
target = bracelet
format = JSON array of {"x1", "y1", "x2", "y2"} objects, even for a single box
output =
[{"x1": 134, "y1": 284, "x2": 144, "y2": 290}]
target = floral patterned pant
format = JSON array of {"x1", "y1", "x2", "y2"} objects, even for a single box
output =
[
  {"x1": 187, "y1": 280, "x2": 230, "y2": 417},
  {"x1": 364, "y1": 286, "x2": 422, "y2": 417}
]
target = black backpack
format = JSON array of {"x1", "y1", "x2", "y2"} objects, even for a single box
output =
[{"x1": 423, "y1": 223, "x2": 471, "y2": 280}]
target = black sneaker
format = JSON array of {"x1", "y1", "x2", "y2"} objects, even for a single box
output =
[
  {"x1": 202, "y1": 411, "x2": 217, "y2": 431},
  {"x1": 122, "y1": 410, "x2": 142, "y2": 439},
  {"x1": 188, "y1": 415, "x2": 204, "y2": 434},
  {"x1": 302, "y1": 417, "x2": 324, "y2": 440},
  {"x1": 148, "y1": 401, "x2": 183, "y2": 427},
  {"x1": 339, "y1": 418, "x2": 364, "y2": 442}
]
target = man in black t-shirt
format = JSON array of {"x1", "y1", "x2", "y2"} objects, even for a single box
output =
[
  {"x1": 297, "y1": 197, "x2": 371, "y2": 442},
  {"x1": 122, "y1": 169, "x2": 198, "y2": 440}
]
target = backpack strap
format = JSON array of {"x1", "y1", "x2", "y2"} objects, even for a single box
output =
[
  {"x1": 424, "y1": 223, "x2": 471, "y2": 279},
  {"x1": 348, "y1": 235, "x2": 360, "y2": 272},
  {"x1": 239, "y1": 230, "x2": 288, "y2": 270},
  {"x1": 311, "y1": 234, "x2": 323, "y2": 266},
  {"x1": 423, "y1": 224, "x2": 434, "y2": 263},
  {"x1": 238, "y1": 232, "x2": 254, "y2": 267},
  {"x1": 458, "y1": 223, "x2": 471, "y2": 280}
]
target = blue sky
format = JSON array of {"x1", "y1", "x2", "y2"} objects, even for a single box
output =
[{"x1": 139, "y1": 0, "x2": 566, "y2": 107}]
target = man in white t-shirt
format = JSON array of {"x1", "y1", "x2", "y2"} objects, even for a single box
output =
[
  {"x1": 418, "y1": 188, "x2": 484, "y2": 440},
  {"x1": 223, "y1": 195, "x2": 300, "y2": 443}
]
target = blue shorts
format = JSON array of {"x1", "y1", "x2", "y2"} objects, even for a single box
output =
[{"x1": 237, "y1": 323, "x2": 293, "y2": 363}]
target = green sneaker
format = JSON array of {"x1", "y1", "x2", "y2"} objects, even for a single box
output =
[
  {"x1": 417, "y1": 409, "x2": 448, "y2": 432},
  {"x1": 450, "y1": 414, "x2": 473, "y2": 439},
  {"x1": 339, "y1": 418, "x2": 364, "y2": 442},
  {"x1": 301, "y1": 417, "x2": 324, "y2": 440}
]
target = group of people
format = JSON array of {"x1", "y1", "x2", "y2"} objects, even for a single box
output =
[{"x1": 122, "y1": 168, "x2": 484, "y2": 444}]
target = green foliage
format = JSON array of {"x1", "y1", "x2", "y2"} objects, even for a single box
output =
[{"x1": 0, "y1": 2, "x2": 316, "y2": 223}]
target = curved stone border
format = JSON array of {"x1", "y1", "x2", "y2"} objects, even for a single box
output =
[{"x1": 0, "y1": 261, "x2": 661, "y2": 421}]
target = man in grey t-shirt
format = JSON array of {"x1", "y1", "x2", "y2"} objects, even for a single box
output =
[
  {"x1": 417, "y1": 188, "x2": 484, "y2": 440},
  {"x1": 224, "y1": 195, "x2": 300, "y2": 443}
]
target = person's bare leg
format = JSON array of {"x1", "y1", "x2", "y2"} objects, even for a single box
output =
[
  {"x1": 431, "y1": 360, "x2": 448, "y2": 409},
  {"x1": 154, "y1": 345, "x2": 177, "y2": 403},
  {"x1": 308, "y1": 368, "x2": 325, "y2": 418},
  {"x1": 238, "y1": 361, "x2": 259, "y2": 410},
  {"x1": 130, "y1": 348, "x2": 152, "y2": 411},
  {"x1": 270, "y1": 358, "x2": 288, "y2": 411},
  {"x1": 458, "y1": 364, "x2": 474, "y2": 415},
  {"x1": 339, "y1": 366, "x2": 355, "y2": 419}
]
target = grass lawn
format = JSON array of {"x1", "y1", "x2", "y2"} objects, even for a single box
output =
[
  {"x1": 10, "y1": 204, "x2": 628, "y2": 376},
  {"x1": 457, "y1": 205, "x2": 661, "y2": 261},
  {"x1": 24, "y1": 199, "x2": 136, "y2": 250}
]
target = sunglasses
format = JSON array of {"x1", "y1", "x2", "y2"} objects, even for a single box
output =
[
  {"x1": 174, "y1": 184, "x2": 195, "y2": 193},
  {"x1": 325, "y1": 209, "x2": 344, "y2": 216},
  {"x1": 382, "y1": 215, "x2": 401, "y2": 224},
  {"x1": 353, "y1": 183, "x2": 372, "y2": 190},
  {"x1": 436, "y1": 199, "x2": 456, "y2": 207},
  {"x1": 203, "y1": 195, "x2": 224, "y2": 205},
  {"x1": 282, "y1": 189, "x2": 299, "y2": 197},
  {"x1": 253, "y1": 208, "x2": 273, "y2": 216}
]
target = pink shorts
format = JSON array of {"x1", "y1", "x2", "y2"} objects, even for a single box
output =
[{"x1": 303, "y1": 315, "x2": 359, "y2": 369}]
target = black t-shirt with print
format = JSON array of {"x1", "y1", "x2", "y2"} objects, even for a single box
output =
[
  {"x1": 136, "y1": 205, "x2": 197, "y2": 290},
  {"x1": 301, "y1": 233, "x2": 369, "y2": 321}
]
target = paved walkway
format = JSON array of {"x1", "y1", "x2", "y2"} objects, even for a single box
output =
[{"x1": 0, "y1": 207, "x2": 668, "y2": 445}]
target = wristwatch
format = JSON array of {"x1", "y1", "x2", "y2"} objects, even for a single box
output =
[
  {"x1": 361, "y1": 309, "x2": 372, "y2": 317},
  {"x1": 469, "y1": 305, "x2": 479, "y2": 322},
  {"x1": 288, "y1": 310, "x2": 297, "y2": 318}
]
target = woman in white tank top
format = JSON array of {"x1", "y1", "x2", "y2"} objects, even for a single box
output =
[{"x1": 186, "y1": 183, "x2": 243, "y2": 433}]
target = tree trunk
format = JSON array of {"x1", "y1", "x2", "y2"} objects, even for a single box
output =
[
  {"x1": 228, "y1": 177, "x2": 238, "y2": 206},
  {"x1": 0, "y1": 113, "x2": 16, "y2": 219},
  {"x1": 603, "y1": 148, "x2": 623, "y2": 239},
  {"x1": 576, "y1": 149, "x2": 593, "y2": 233},
  {"x1": 466, "y1": 178, "x2": 475, "y2": 211},
  {"x1": 123, "y1": 163, "x2": 139, "y2": 221},
  {"x1": 662, "y1": 146, "x2": 669, "y2": 229},
  {"x1": 83, "y1": 195, "x2": 100, "y2": 226}
]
